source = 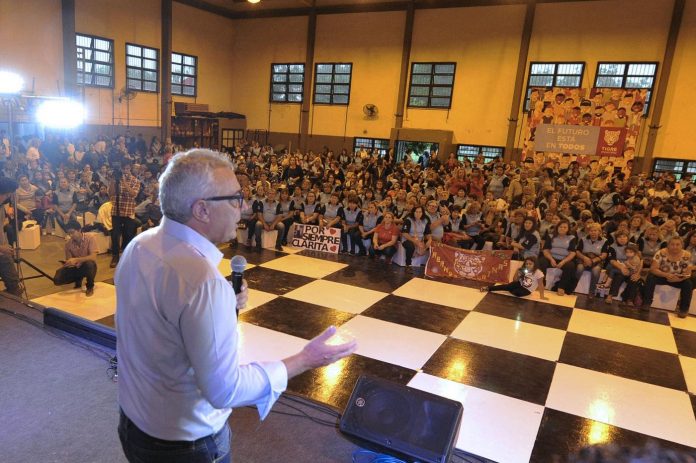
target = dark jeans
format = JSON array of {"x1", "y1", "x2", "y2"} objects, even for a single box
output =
[
  {"x1": 370, "y1": 244, "x2": 397, "y2": 260},
  {"x1": 576, "y1": 262, "x2": 603, "y2": 295},
  {"x1": 341, "y1": 228, "x2": 366, "y2": 254},
  {"x1": 118, "y1": 410, "x2": 231, "y2": 463},
  {"x1": 459, "y1": 235, "x2": 486, "y2": 250},
  {"x1": 112, "y1": 216, "x2": 137, "y2": 259},
  {"x1": 53, "y1": 260, "x2": 97, "y2": 289},
  {"x1": 643, "y1": 274, "x2": 692, "y2": 313},
  {"x1": 606, "y1": 267, "x2": 640, "y2": 301},
  {"x1": 539, "y1": 257, "x2": 577, "y2": 293},
  {"x1": 0, "y1": 253, "x2": 22, "y2": 295},
  {"x1": 488, "y1": 281, "x2": 531, "y2": 297},
  {"x1": 254, "y1": 221, "x2": 284, "y2": 247}
]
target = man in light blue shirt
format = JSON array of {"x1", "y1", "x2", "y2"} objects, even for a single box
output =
[{"x1": 116, "y1": 149, "x2": 356, "y2": 463}]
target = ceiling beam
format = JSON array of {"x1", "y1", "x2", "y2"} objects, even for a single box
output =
[{"x1": 174, "y1": 0, "x2": 604, "y2": 20}]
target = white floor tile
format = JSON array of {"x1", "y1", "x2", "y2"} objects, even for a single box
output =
[
  {"x1": 217, "y1": 258, "x2": 255, "y2": 277},
  {"x1": 336, "y1": 316, "x2": 447, "y2": 370},
  {"x1": 669, "y1": 313, "x2": 696, "y2": 332},
  {"x1": 260, "y1": 254, "x2": 346, "y2": 279},
  {"x1": 679, "y1": 355, "x2": 696, "y2": 395},
  {"x1": 392, "y1": 278, "x2": 484, "y2": 310},
  {"x1": 496, "y1": 287, "x2": 577, "y2": 308},
  {"x1": 546, "y1": 363, "x2": 696, "y2": 447},
  {"x1": 283, "y1": 280, "x2": 388, "y2": 314},
  {"x1": 408, "y1": 373, "x2": 544, "y2": 463},
  {"x1": 450, "y1": 312, "x2": 566, "y2": 361},
  {"x1": 31, "y1": 282, "x2": 116, "y2": 321},
  {"x1": 237, "y1": 322, "x2": 307, "y2": 365},
  {"x1": 568, "y1": 309, "x2": 678, "y2": 354},
  {"x1": 243, "y1": 289, "x2": 278, "y2": 312}
]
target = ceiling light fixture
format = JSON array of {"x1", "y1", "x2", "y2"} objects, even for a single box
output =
[{"x1": 247, "y1": 0, "x2": 260, "y2": 3}]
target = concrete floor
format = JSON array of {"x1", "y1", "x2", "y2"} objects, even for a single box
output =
[{"x1": 16, "y1": 234, "x2": 116, "y2": 300}]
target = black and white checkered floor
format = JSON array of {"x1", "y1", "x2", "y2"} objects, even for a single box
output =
[{"x1": 33, "y1": 245, "x2": 696, "y2": 462}]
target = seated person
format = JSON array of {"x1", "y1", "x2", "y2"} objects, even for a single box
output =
[
  {"x1": 481, "y1": 256, "x2": 547, "y2": 300},
  {"x1": 341, "y1": 196, "x2": 365, "y2": 255},
  {"x1": 253, "y1": 188, "x2": 285, "y2": 251},
  {"x1": 0, "y1": 177, "x2": 23, "y2": 296},
  {"x1": 642, "y1": 236, "x2": 692, "y2": 317},
  {"x1": 370, "y1": 211, "x2": 400, "y2": 263},
  {"x1": 53, "y1": 220, "x2": 98, "y2": 297}
]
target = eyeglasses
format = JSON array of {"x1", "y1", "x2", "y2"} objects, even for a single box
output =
[{"x1": 201, "y1": 192, "x2": 245, "y2": 208}]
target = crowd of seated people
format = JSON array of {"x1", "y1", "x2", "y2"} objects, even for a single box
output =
[{"x1": 0, "y1": 130, "x2": 694, "y2": 316}]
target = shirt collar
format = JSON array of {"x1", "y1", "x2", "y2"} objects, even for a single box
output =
[{"x1": 160, "y1": 217, "x2": 223, "y2": 268}]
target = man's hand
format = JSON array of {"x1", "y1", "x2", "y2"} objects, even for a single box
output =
[
  {"x1": 235, "y1": 279, "x2": 249, "y2": 311},
  {"x1": 283, "y1": 326, "x2": 358, "y2": 378},
  {"x1": 64, "y1": 258, "x2": 79, "y2": 267},
  {"x1": 0, "y1": 245, "x2": 14, "y2": 257}
]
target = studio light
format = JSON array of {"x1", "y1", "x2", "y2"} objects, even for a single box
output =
[
  {"x1": 0, "y1": 71, "x2": 24, "y2": 95},
  {"x1": 36, "y1": 99, "x2": 85, "y2": 129},
  {"x1": 247, "y1": 0, "x2": 261, "y2": 4}
]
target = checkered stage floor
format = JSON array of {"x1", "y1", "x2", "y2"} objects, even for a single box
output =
[{"x1": 32, "y1": 245, "x2": 696, "y2": 462}]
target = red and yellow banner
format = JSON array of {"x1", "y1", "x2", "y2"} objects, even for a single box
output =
[{"x1": 425, "y1": 243, "x2": 514, "y2": 284}]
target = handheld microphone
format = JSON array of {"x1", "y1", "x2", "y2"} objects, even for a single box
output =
[{"x1": 230, "y1": 255, "x2": 247, "y2": 295}]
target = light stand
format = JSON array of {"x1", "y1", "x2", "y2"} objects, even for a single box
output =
[{"x1": 0, "y1": 71, "x2": 85, "y2": 298}]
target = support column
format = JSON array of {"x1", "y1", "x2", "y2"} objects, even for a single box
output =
[
  {"x1": 638, "y1": 0, "x2": 685, "y2": 173},
  {"x1": 61, "y1": 0, "x2": 77, "y2": 98},
  {"x1": 504, "y1": 1, "x2": 536, "y2": 163},
  {"x1": 299, "y1": 8, "x2": 317, "y2": 153},
  {"x1": 161, "y1": 0, "x2": 173, "y2": 143},
  {"x1": 394, "y1": 1, "x2": 415, "y2": 131}
]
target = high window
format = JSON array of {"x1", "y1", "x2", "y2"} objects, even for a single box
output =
[
  {"x1": 408, "y1": 62, "x2": 456, "y2": 109},
  {"x1": 525, "y1": 62, "x2": 585, "y2": 110},
  {"x1": 76, "y1": 33, "x2": 114, "y2": 88},
  {"x1": 126, "y1": 43, "x2": 159, "y2": 93},
  {"x1": 172, "y1": 52, "x2": 197, "y2": 96},
  {"x1": 270, "y1": 63, "x2": 305, "y2": 103},
  {"x1": 314, "y1": 63, "x2": 353, "y2": 105},
  {"x1": 456, "y1": 144, "x2": 504, "y2": 163},
  {"x1": 594, "y1": 62, "x2": 658, "y2": 114}
]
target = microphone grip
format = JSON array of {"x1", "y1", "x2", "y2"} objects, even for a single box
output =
[{"x1": 231, "y1": 271, "x2": 244, "y2": 295}]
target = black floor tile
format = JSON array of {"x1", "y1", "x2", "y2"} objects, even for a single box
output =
[
  {"x1": 239, "y1": 297, "x2": 354, "y2": 340},
  {"x1": 243, "y1": 266, "x2": 315, "y2": 295},
  {"x1": 102, "y1": 278, "x2": 114, "y2": 285},
  {"x1": 361, "y1": 295, "x2": 467, "y2": 335},
  {"x1": 674, "y1": 328, "x2": 696, "y2": 358},
  {"x1": 222, "y1": 244, "x2": 287, "y2": 265},
  {"x1": 530, "y1": 408, "x2": 696, "y2": 462},
  {"x1": 322, "y1": 263, "x2": 412, "y2": 293},
  {"x1": 574, "y1": 295, "x2": 670, "y2": 325},
  {"x1": 473, "y1": 293, "x2": 572, "y2": 330},
  {"x1": 287, "y1": 353, "x2": 416, "y2": 411},
  {"x1": 421, "y1": 338, "x2": 556, "y2": 405},
  {"x1": 95, "y1": 314, "x2": 114, "y2": 328},
  {"x1": 558, "y1": 333, "x2": 687, "y2": 391},
  {"x1": 690, "y1": 394, "x2": 696, "y2": 421}
]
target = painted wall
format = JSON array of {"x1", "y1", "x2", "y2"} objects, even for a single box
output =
[
  {"x1": 0, "y1": 0, "x2": 63, "y2": 96},
  {"x1": 309, "y1": 11, "x2": 405, "y2": 141},
  {"x1": 75, "y1": 0, "x2": 162, "y2": 127},
  {"x1": 228, "y1": 16, "x2": 308, "y2": 135},
  {"x1": 654, "y1": 0, "x2": 696, "y2": 159},
  {"x1": 404, "y1": 5, "x2": 525, "y2": 149}
]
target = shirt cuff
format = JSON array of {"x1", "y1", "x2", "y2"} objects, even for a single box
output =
[{"x1": 255, "y1": 360, "x2": 288, "y2": 420}]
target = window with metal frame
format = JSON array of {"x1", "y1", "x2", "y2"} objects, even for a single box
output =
[
  {"x1": 314, "y1": 63, "x2": 352, "y2": 105},
  {"x1": 222, "y1": 129, "x2": 245, "y2": 152},
  {"x1": 408, "y1": 62, "x2": 456, "y2": 109},
  {"x1": 76, "y1": 33, "x2": 114, "y2": 88},
  {"x1": 456, "y1": 144, "x2": 504, "y2": 163},
  {"x1": 270, "y1": 63, "x2": 305, "y2": 103},
  {"x1": 524, "y1": 62, "x2": 585, "y2": 110},
  {"x1": 125, "y1": 43, "x2": 159, "y2": 93},
  {"x1": 652, "y1": 158, "x2": 696, "y2": 181},
  {"x1": 171, "y1": 52, "x2": 197, "y2": 97},
  {"x1": 594, "y1": 62, "x2": 658, "y2": 114},
  {"x1": 353, "y1": 137, "x2": 390, "y2": 156}
]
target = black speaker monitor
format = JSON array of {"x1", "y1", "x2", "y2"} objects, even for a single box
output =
[{"x1": 340, "y1": 375, "x2": 463, "y2": 463}]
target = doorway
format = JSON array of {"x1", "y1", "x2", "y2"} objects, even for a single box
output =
[{"x1": 395, "y1": 140, "x2": 439, "y2": 165}]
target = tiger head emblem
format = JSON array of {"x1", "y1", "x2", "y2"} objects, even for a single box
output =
[{"x1": 604, "y1": 130, "x2": 621, "y2": 146}]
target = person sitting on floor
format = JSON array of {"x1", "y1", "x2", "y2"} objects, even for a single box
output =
[
  {"x1": 0, "y1": 177, "x2": 23, "y2": 296},
  {"x1": 481, "y1": 256, "x2": 547, "y2": 300},
  {"x1": 370, "y1": 211, "x2": 400, "y2": 264},
  {"x1": 53, "y1": 220, "x2": 98, "y2": 297}
]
